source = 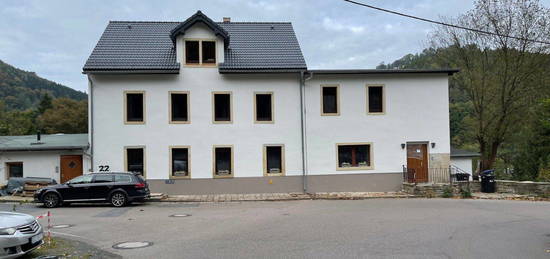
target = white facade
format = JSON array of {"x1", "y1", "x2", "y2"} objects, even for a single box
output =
[
  {"x1": 88, "y1": 22, "x2": 452, "y2": 192},
  {"x1": 451, "y1": 157, "x2": 474, "y2": 175},
  {"x1": 0, "y1": 151, "x2": 90, "y2": 185},
  {"x1": 305, "y1": 74, "x2": 451, "y2": 175}
]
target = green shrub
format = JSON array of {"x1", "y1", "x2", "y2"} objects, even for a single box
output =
[
  {"x1": 460, "y1": 188, "x2": 472, "y2": 198},
  {"x1": 441, "y1": 186, "x2": 454, "y2": 198}
]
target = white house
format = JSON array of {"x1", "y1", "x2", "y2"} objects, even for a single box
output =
[
  {"x1": 82, "y1": 11, "x2": 457, "y2": 194},
  {"x1": 0, "y1": 133, "x2": 90, "y2": 185},
  {"x1": 450, "y1": 147, "x2": 479, "y2": 177}
]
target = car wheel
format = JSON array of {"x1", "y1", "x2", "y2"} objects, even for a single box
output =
[
  {"x1": 43, "y1": 193, "x2": 60, "y2": 208},
  {"x1": 110, "y1": 192, "x2": 127, "y2": 207}
]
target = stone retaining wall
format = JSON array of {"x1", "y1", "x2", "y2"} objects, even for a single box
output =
[{"x1": 403, "y1": 180, "x2": 550, "y2": 198}]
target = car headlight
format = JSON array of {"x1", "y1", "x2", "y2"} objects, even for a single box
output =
[{"x1": 0, "y1": 227, "x2": 16, "y2": 235}]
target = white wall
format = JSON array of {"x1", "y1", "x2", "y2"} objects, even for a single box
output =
[
  {"x1": 89, "y1": 23, "x2": 451, "y2": 180},
  {"x1": 451, "y1": 157, "x2": 474, "y2": 175},
  {"x1": 0, "y1": 151, "x2": 91, "y2": 185},
  {"x1": 90, "y1": 21, "x2": 303, "y2": 179},
  {"x1": 305, "y1": 74, "x2": 451, "y2": 175}
]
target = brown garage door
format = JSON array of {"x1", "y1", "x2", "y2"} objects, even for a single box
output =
[{"x1": 60, "y1": 155, "x2": 83, "y2": 183}]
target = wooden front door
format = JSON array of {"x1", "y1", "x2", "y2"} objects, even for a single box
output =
[
  {"x1": 60, "y1": 155, "x2": 83, "y2": 183},
  {"x1": 407, "y1": 143, "x2": 428, "y2": 183}
]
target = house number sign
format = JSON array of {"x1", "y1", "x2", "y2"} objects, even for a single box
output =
[{"x1": 98, "y1": 165, "x2": 110, "y2": 172}]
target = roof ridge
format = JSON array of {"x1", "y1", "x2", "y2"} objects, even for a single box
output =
[
  {"x1": 108, "y1": 21, "x2": 292, "y2": 24},
  {"x1": 217, "y1": 22, "x2": 291, "y2": 24},
  {"x1": 110, "y1": 21, "x2": 180, "y2": 23}
]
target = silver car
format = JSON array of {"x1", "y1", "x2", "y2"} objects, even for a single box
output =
[{"x1": 0, "y1": 212, "x2": 43, "y2": 259}]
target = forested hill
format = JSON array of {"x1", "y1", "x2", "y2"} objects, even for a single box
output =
[{"x1": 0, "y1": 59, "x2": 87, "y2": 111}]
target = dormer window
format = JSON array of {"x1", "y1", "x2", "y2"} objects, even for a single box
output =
[
  {"x1": 185, "y1": 41, "x2": 199, "y2": 64},
  {"x1": 185, "y1": 40, "x2": 216, "y2": 66}
]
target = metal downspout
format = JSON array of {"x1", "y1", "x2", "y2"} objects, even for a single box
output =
[
  {"x1": 87, "y1": 76, "x2": 94, "y2": 172},
  {"x1": 300, "y1": 71, "x2": 312, "y2": 193}
]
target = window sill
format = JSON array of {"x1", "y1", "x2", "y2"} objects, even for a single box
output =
[
  {"x1": 184, "y1": 64, "x2": 218, "y2": 68},
  {"x1": 169, "y1": 120, "x2": 191, "y2": 124},
  {"x1": 321, "y1": 113, "x2": 340, "y2": 116},
  {"x1": 264, "y1": 173, "x2": 285, "y2": 177},
  {"x1": 367, "y1": 112, "x2": 385, "y2": 115},
  {"x1": 213, "y1": 120, "x2": 233, "y2": 124},
  {"x1": 169, "y1": 175, "x2": 191, "y2": 180},
  {"x1": 254, "y1": 120, "x2": 274, "y2": 124},
  {"x1": 124, "y1": 121, "x2": 145, "y2": 125},
  {"x1": 213, "y1": 174, "x2": 234, "y2": 179},
  {"x1": 336, "y1": 166, "x2": 374, "y2": 171}
]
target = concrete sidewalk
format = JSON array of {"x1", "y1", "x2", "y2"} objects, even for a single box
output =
[
  {"x1": 156, "y1": 192, "x2": 414, "y2": 202},
  {"x1": 0, "y1": 192, "x2": 414, "y2": 203}
]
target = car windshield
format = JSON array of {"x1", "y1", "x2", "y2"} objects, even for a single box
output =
[{"x1": 67, "y1": 174, "x2": 93, "y2": 184}]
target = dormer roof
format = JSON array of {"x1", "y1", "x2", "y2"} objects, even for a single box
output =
[{"x1": 169, "y1": 11, "x2": 230, "y2": 45}]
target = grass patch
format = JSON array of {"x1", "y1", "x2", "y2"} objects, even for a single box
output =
[{"x1": 21, "y1": 237, "x2": 94, "y2": 259}]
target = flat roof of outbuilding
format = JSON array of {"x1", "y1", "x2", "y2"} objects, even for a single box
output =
[{"x1": 0, "y1": 134, "x2": 88, "y2": 152}]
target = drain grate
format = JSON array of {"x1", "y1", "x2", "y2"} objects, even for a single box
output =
[{"x1": 112, "y1": 241, "x2": 153, "y2": 249}]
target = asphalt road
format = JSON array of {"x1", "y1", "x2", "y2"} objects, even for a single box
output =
[{"x1": 2, "y1": 199, "x2": 550, "y2": 259}]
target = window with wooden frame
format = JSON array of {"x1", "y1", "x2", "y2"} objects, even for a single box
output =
[
  {"x1": 254, "y1": 92, "x2": 273, "y2": 123},
  {"x1": 321, "y1": 85, "x2": 339, "y2": 115},
  {"x1": 213, "y1": 146, "x2": 233, "y2": 178},
  {"x1": 185, "y1": 40, "x2": 216, "y2": 66},
  {"x1": 336, "y1": 143, "x2": 373, "y2": 170},
  {"x1": 169, "y1": 91, "x2": 190, "y2": 123},
  {"x1": 367, "y1": 85, "x2": 385, "y2": 114},
  {"x1": 263, "y1": 145, "x2": 285, "y2": 176},
  {"x1": 6, "y1": 162, "x2": 23, "y2": 179},
  {"x1": 212, "y1": 92, "x2": 232, "y2": 123},
  {"x1": 125, "y1": 91, "x2": 145, "y2": 124},
  {"x1": 170, "y1": 146, "x2": 190, "y2": 178},
  {"x1": 125, "y1": 147, "x2": 145, "y2": 176}
]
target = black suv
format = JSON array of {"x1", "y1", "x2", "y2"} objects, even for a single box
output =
[{"x1": 34, "y1": 173, "x2": 150, "y2": 208}]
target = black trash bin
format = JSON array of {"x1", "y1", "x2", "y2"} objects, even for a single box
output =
[{"x1": 480, "y1": 169, "x2": 496, "y2": 193}]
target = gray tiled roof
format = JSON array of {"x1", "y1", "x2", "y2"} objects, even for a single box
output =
[
  {"x1": 83, "y1": 19, "x2": 307, "y2": 73},
  {"x1": 83, "y1": 21, "x2": 180, "y2": 73},
  {"x1": 218, "y1": 22, "x2": 306, "y2": 72},
  {"x1": 0, "y1": 134, "x2": 88, "y2": 151}
]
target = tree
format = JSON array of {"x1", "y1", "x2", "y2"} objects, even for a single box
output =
[
  {"x1": 37, "y1": 98, "x2": 88, "y2": 134},
  {"x1": 37, "y1": 93, "x2": 53, "y2": 115},
  {"x1": 431, "y1": 0, "x2": 550, "y2": 171}
]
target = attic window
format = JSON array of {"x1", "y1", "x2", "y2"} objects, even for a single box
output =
[
  {"x1": 185, "y1": 40, "x2": 216, "y2": 66},
  {"x1": 185, "y1": 41, "x2": 199, "y2": 64},
  {"x1": 202, "y1": 41, "x2": 216, "y2": 64}
]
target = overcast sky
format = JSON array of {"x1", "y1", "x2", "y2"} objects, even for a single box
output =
[{"x1": 0, "y1": 0, "x2": 546, "y2": 93}]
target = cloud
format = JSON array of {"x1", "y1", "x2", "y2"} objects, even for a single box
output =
[
  {"x1": 322, "y1": 17, "x2": 366, "y2": 34},
  {"x1": 0, "y1": 0, "x2": 481, "y2": 91}
]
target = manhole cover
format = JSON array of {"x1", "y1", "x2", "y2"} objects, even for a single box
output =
[
  {"x1": 112, "y1": 241, "x2": 153, "y2": 249},
  {"x1": 169, "y1": 214, "x2": 191, "y2": 217},
  {"x1": 51, "y1": 224, "x2": 73, "y2": 229}
]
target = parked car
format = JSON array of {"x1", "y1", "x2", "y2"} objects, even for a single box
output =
[
  {"x1": 0, "y1": 212, "x2": 43, "y2": 259},
  {"x1": 33, "y1": 172, "x2": 150, "y2": 208}
]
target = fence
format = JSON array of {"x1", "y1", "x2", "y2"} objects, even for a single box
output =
[{"x1": 403, "y1": 165, "x2": 470, "y2": 184}]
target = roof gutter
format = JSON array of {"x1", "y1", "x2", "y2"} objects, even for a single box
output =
[
  {"x1": 307, "y1": 69, "x2": 459, "y2": 76},
  {"x1": 0, "y1": 146, "x2": 89, "y2": 152},
  {"x1": 299, "y1": 71, "x2": 313, "y2": 194},
  {"x1": 88, "y1": 75, "x2": 94, "y2": 173}
]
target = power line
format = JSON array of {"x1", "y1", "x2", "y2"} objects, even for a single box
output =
[{"x1": 342, "y1": 0, "x2": 550, "y2": 45}]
